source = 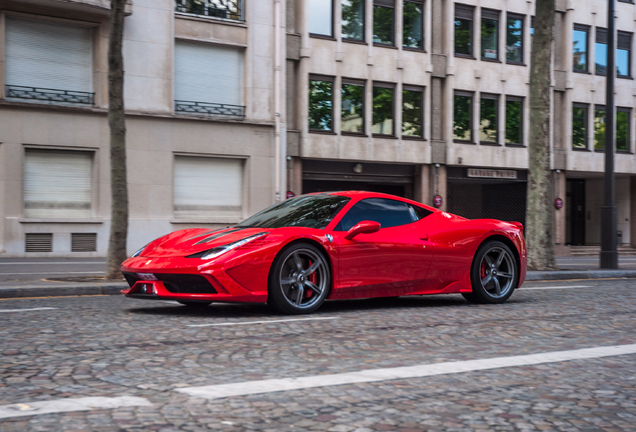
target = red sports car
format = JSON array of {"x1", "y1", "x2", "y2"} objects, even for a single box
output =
[{"x1": 121, "y1": 191, "x2": 526, "y2": 314}]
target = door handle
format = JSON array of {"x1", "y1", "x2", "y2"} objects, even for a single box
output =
[{"x1": 420, "y1": 234, "x2": 429, "y2": 241}]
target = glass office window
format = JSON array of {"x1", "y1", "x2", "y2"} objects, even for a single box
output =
[
  {"x1": 453, "y1": 93, "x2": 473, "y2": 141},
  {"x1": 402, "y1": 87, "x2": 423, "y2": 137},
  {"x1": 403, "y1": 1, "x2": 424, "y2": 49},
  {"x1": 573, "y1": 25, "x2": 589, "y2": 73},
  {"x1": 372, "y1": 84, "x2": 394, "y2": 135},
  {"x1": 616, "y1": 109, "x2": 630, "y2": 152},
  {"x1": 308, "y1": 0, "x2": 333, "y2": 36},
  {"x1": 594, "y1": 107, "x2": 606, "y2": 150},
  {"x1": 455, "y1": 4, "x2": 474, "y2": 56},
  {"x1": 506, "y1": 14, "x2": 524, "y2": 63},
  {"x1": 308, "y1": 78, "x2": 333, "y2": 131},
  {"x1": 481, "y1": 10, "x2": 499, "y2": 60},
  {"x1": 341, "y1": 81, "x2": 365, "y2": 134},
  {"x1": 595, "y1": 28, "x2": 607, "y2": 75},
  {"x1": 373, "y1": 0, "x2": 395, "y2": 45},
  {"x1": 342, "y1": 0, "x2": 364, "y2": 41},
  {"x1": 572, "y1": 104, "x2": 588, "y2": 149},
  {"x1": 505, "y1": 98, "x2": 523, "y2": 144},
  {"x1": 617, "y1": 31, "x2": 632, "y2": 78},
  {"x1": 480, "y1": 95, "x2": 498, "y2": 142}
]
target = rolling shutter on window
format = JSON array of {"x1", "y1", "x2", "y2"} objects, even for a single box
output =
[
  {"x1": 5, "y1": 17, "x2": 92, "y2": 92},
  {"x1": 24, "y1": 150, "x2": 93, "y2": 218},
  {"x1": 174, "y1": 41, "x2": 243, "y2": 106},
  {"x1": 173, "y1": 157, "x2": 244, "y2": 219}
]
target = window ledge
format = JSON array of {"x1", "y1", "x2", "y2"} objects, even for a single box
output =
[
  {"x1": 342, "y1": 38, "x2": 367, "y2": 45},
  {"x1": 480, "y1": 141, "x2": 501, "y2": 146},
  {"x1": 174, "y1": 12, "x2": 247, "y2": 27},
  {"x1": 310, "y1": 34, "x2": 336, "y2": 41},
  {"x1": 19, "y1": 218, "x2": 104, "y2": 224},
  {"x1": 571, "y1": 147, "x2": 591, "y2": 151},
  {"x1": 454, "y1": 140, "x2": 475, "y2": 144},
  {"x1": 403, "y1": 46, "x2": 426, "y2": 53},
  {"x1": 341, "y1": 132, "x2": 368, "y2": 137},
  {"x1": 505, "y1": 143, "x2": 525, "y2": 148},
  {"x1": 618, "y1": 75, "x2": 634, "y2": 80},
  {"x1": 401, "y1": 135, "x2": 426, "y2": 141},
  {"x1": 170, "y1": 219, "x2": 241, "y2": 225},
  {"x1": 481, "y1": 58, "x2": 501, "y2": 63},
  {"x1": 455, "y1": 54, "x2": 476, "y2": 60},
  {"x1": 373, "y1": 43, "x2": 397, "y2": 49},
  {"x1": 309, "y1": 129, "x2": 337, "y2": 135},
  {"x1": 506, "y1": 61, "x2": 526, "y2": 67},
  {"x1": 573, "y1": 70, "x2": 592, "y2": 75},
  {"x1": 372, "y1": 134, "x2": 397, "y2": 139}
]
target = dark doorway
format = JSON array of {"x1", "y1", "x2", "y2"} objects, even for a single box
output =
[
  {"x1": 566, "y1": 179, "x2": 585, "y2": 245},
  {"x1": 447, "y1": 179, "x2": 527, "y2": 226}
]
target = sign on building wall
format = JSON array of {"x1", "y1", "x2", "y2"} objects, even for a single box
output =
[{"x1": 467, "y1": 169, "x2": 518, "y2": 179}]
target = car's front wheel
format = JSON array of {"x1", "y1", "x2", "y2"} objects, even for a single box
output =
[
  {"x1": 464, "y1": 240, "x2": 518, "y2": 304},
  {"x1": 268, "y1": 243, "x2": 330, "y2": 314}
]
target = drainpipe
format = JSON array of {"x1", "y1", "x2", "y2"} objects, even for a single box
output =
[{"x1": 274, "y1": 0, "x2": 287, "y2": 201}]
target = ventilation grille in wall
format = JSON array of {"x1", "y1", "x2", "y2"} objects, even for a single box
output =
[
  {"x1": 71, "y1": 233, "x2": 97, "y2": 252},
  {"x1": 25, "y1": 233, "x2": 53, "y2": 252}
]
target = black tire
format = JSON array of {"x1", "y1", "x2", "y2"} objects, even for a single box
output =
[
  {"x1": 268, "y1": 243, "x2": 331, "y2": 314},
  {"x1": 177, "y1": 301, "x2": 212, "y2": 308},
  {"x1": 466, "y1": 240, "x2": 518, "y2": 304}
]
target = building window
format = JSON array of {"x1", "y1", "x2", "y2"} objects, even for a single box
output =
[
  {"x1": 594, "y1": 106, "x2": 606, "y2": 150},
  {"x1": 617, "y1": 108, "x2": 630, "y2": 152},
  {"x1": 309, "y1": 0, "x2": 333, "y2": 37},
  {"x1": 174, "y1": 0, "x2": 243, "y2": 21},
  {"x1": 341, "y1": 79, "x2": 365, "y2": 134},
  {"x1": 506, "y1": 13, "x2": 524, "y2": 63},
  {"x1": 309, "y1": 77, "x2": 334, "y2": 132},
  {"x1": 505, "y1": 97, "x2": 523, "y2": 145},
  {"x1": 174, "y1": 156, "x2": 244, "y2": 219},
  {"x1": 373, "y1": 0, "x2": 395, "y2": 45},
  {"x1": 595, "y1": 28, "x2": 608, "y2": 75},
  {"x1": 455, "y1": 4, "x2": 474, "y2": 57},
  {"x1": 372, "y1": 83, "x2": 394, "y2": 136},
  {"x1": 572, "y1": 104, "x2": 588, "y2": 149},
  {"x1": 481, "y1": 9, "x2": 499, "y2": 61},
  {"x1": 174, "y1": 41, "x2": 244, "y2": 117},
  {"x1": 342, "y1": 0, "x2": 365, "y2": 41},
  {"x1": 480, "y1": 94, "x2": 498, "y2": 143},
  {"x1": 403, "y1": 0, "x2": 424, "y2": 50},
  {"x1": 573, "y1": 24, "x2": 589, "y2": 73},
  {"x1": 453, "y1": 92, "x2": 473, "y2": 142},
  {"x1": 24, "y1": 149, "x2": 93, "y2": 218},
  {"x1": 5, "y1": 17, "x2": 93, "y2": 106},
  {"x1": 617, "y1": 31, "x2": 632, "y2": 78},
  {"x1": 402, "y1": 86, "x2": 424, "y2": 138}
]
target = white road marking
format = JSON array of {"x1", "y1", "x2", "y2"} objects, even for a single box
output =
[
  {"x1": 0, "y1": 396, "x2": 151, "y2": 419},
  {"x1": 0, "y1": 307, "x2": 57, "y2": 313},
  {"x1": 0, "y1": 271, "x2": 104, "y2": 276},
  {"x1": 522, "y1": 285, "x2": 592, "y2": 291},
  {"x1": 187, "y1": 316, "x2": 338, "y2": 328},
  {"x1": 0, "y1": 262, "x2": 104, "y2": 265},
  {"x1": 176, "y1": 343, "x2": 636, "y2": 400}
]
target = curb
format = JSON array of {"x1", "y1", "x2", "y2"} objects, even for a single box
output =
[
  {"x1": 525, "y1": 270, "x2": 636, "y2": 281},
  {"x1": 0, "y1": 283, "x2": 128, "y2": 299}
]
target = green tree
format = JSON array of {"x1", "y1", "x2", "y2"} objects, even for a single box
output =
[
  {"x1": 105, "y1": 0, "x2": 129, "y2": 280},
  {"x1": 526, "y1": 0, "x2": 556, "y2": 270}
]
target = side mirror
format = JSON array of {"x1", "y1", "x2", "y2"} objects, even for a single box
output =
[{"x1": 345, "y1": 220, "x2": 381, "y2": 240}]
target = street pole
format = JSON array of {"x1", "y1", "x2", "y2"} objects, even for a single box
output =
[{"x1": 601, "y1": 0, "x2": 618, "y2": 269}]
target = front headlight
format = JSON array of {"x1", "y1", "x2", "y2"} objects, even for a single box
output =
[{"x1": 187, "y1": 232, "x2": 268, "y2": 260}]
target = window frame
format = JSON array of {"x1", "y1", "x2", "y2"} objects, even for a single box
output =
[
  {"x1": 595, "y1": 27, "x2": 608, "y2": 76},
  {"x1": 481, "y1": 9, "x2": 500, "y2": 62},
  {"x1": 371, "y1": 81, "x2": 396, "y2": 137},
  {"x1": 572, "y1": 102, "x2": 590, "y2": 150},
  {"x1": 573, "y1": 24, "x2": 590, "y2": 73},
  {"x1": 373, "y1": 0, "x2": 396, "y2": 47},
  {"x1": 593, "y1": 105, "x2": 607, "y2": 151},
  {"x1": 401, "y1": 85, "x2": 425, "y2": 140},
  {"x1": 308, "y1": 75, "x2": 335, "y2": 134},
  {"x1": 616, "y1": 107, "x2": 631, "y2": 153},
  {"x1": 453, "y1": 90, "x2": 474, "y2": 143},
  {"x1": 341, "y1": 78, "x2": 366, "y2": 136},
  {"x1": 454, "y1": 4, "x2": 475, "y2": 58},
  {"x1": 334, "y1": 197, "x2": 427, "y2": 231},
  {"x1": 506, "y1": 13, "x2": 525, "y2": 65},
  {"x1": 479, "y1": 93, "x2": 499, "y2": 145},
  {"x1": 403, "y1": 0, "x2": 425, "y2": 52},
  {"x1": 505, "y1": 96, "x2": 524, "y2": 146},
  {"x1": 617, "y1": 31, "x2": 632, "y2": 78},
  {"x1": 309, "y1": 0, "x2": 336, "y2": 39},
  {"x1": 342, "y1": 0, "x2": 365, "y2": 43}
]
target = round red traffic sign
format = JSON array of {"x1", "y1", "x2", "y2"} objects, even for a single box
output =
[
  {"x1": 286, "y1": 191, "x2": 296, "y2": 199},
  {"x1": 554, "y1": 198, "x2": 563, "y2": 210},
  {"x1": 433, "y1": 195, "x2": 443, "y2": 208}
]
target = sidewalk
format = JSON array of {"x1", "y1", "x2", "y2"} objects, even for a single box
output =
[{"x1": 1, "y1": 256, "x2": 635, "y2": 299}]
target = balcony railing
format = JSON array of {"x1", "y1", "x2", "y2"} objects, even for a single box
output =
[
  {"x1": 175, "y1": 100, "x2": 245, "y2": 117},
  {"x1": 175, "y1": 0, "x2": 243, "y2": 21},
  {"x1": 5, "y1": 85, "x2": 94, "y2": 105}
]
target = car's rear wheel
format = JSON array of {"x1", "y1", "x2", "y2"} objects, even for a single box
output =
[
  {"x1": 268, "y1": 243, "x2": 330, "y2": 314},
  {"x1": 177, "y1": 301, "x2": 212, "y2": 308},
  {"x1": 465, "y1": 240, "x2": 518, "y2": 304}
]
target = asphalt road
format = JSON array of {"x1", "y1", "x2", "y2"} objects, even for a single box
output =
[{"x1": 1, "y1": 279, "x2": 635, "y2": 431}]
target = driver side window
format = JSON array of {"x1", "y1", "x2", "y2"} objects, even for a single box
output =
[{"x1": 335, "y1": 198, "x2": 430, "y2": 231}]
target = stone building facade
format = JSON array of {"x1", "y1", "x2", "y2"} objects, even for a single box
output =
[
  {"x1": 1, "y1": 0, "x2": 635, "y2": 257},
  {"x1": 288, "y1": 0, "x2": 636, "y2": 252}
]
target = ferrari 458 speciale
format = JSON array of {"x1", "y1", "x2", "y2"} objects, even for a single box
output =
[{"x1": 121, "y1": 191, "x2": 526, "y2": 314}]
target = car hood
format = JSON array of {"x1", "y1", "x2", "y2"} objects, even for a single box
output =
[{"x1": 140, "y1": 227, "x2": 269, "y2": 258}]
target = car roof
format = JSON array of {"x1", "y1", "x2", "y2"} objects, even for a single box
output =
[{"x1": 308, "y1": 190, "x2": 439, "y2": 212}]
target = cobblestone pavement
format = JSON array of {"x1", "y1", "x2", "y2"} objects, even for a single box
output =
[{"x1": 0, "y1": 279, "x2": 635, "y2": 431}]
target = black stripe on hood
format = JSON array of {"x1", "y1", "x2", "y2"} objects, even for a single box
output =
[{"x1": 193, "y1": 228, "x2": 246, "y2": 245}]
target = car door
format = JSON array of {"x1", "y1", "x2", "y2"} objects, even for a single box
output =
[{"x1": 330, "y1": 198, "x2": 435, "y2": 298}]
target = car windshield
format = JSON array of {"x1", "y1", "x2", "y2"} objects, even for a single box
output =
[{"x1": 236, "y1": 195, "x2": 350, "y2": 229}]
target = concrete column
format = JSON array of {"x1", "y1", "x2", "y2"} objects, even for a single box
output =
[
  {"x1": 430, "y1": 164, "x2": 447, "y2": 211},
  {"x1": 631, "y1": 176, "x2": 636, "y2": 248},
  {"x1": 554, "y1": 170, "x2": 567, "y2": 254},
  {"x1": 286, "y1": 156, "x2": 303, "y2": 196},
  {"x1": 414, "y1": 164, "x2": 431, "y2": 205}
]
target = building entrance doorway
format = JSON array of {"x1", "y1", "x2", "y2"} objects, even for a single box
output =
[{"x1": 566, "y1": 179, "x2": 586, "y2": 245}]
